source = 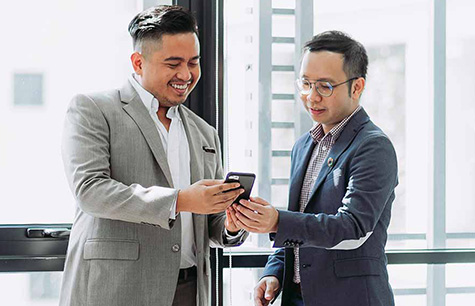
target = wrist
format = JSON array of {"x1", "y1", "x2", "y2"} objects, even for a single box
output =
[
  {"x1": 270, "y1": 209, "x2": 279, "y2": 233},
  {"x1": 176, "y1": 189, "x2": 187, "y2": 213}
]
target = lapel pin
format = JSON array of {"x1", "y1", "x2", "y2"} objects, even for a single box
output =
[{"x1": 327, "y1": 157, "x2": 334, "y2": 167}]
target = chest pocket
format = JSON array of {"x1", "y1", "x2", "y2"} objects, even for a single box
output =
[{"x1": 203, "y1": 151, "x2": 217, "y2": 178}]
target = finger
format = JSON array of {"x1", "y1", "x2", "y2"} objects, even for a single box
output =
[
  {"x1": 209, "y1": 182, "x2": 242, "y2": 195},
  {"x1": 239, "y1": 199, "x2": 265, "y2": 214},
  {"x1": 234, "y1": 217, "x2": 260, "y2": 232},
  {"x1": 254, "y1": 284, "x2": 266, "y2": 306},
  {"x1": 228, "y1": 207, "x2": 241, "y2": 227},
  {"x1": 264, "y1": 285, "x2": 275, "y2": 301},
  {"x1": 254, "y1": 282, "x2": 269, "y2": 306},
  {"x1": 234, "y1": 203, "x2": 259, "y2": 215},
  {"x1": 226, "y1": 208, "x2": 240, "y2": 227},
  {"x1": 254, "y1": 294, "x2": 264, "y2": 306},
  {"x1": 216, "y1": 189, "x2": 243, "y2": 204},
  {"x1": 235, "y1": 204, "x2": 261, "y2": 221},
  {"x1": 233, "y1": 206, "x2": 258, "y2": 223},
  {"x1": 234, "y1": 211, "x2": 260, "y2": 230},
  {"x1": 254, "y1": 295, "x2": 264, "y2": 306}
]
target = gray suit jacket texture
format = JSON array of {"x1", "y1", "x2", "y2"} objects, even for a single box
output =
[
  {"x1": 59, "y1": 80, "x2": 247, "y2": 306},
  {"x1": 263, "y1": 108, "x2": 398, "y2": 306}
]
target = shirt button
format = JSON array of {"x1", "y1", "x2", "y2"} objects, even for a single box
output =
[
  {"x1": 172, "y1": 244, "x2": 180, "y2": 252},
  {"x1": 322, "y1": 146, "x2": 327, "y2": 151}
]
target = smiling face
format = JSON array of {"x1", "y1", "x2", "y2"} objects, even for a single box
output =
[
  {"x1": 299, "y1": 50, "x2": 364, "y2": 133},
  {"x1": 131, "y1": 32, "x2": 201, "y2": 107}
]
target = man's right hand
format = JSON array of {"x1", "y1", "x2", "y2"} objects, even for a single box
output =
[
  {"x1": 254, "y1": 276, "x2": 280, "y2": 306},
  {"x1": 176, "y1": 179, "x2": 244, "y2": 214}
]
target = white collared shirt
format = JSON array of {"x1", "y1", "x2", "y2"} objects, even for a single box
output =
[{"x1": 129, "y1": 74, "x2": 196, "y2": 269}]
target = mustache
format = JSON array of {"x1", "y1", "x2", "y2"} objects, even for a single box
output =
[{"x1": 169, "y1": 78, "x2": 193, "y2": 84}]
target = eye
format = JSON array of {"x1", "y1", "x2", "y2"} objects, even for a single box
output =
[
  {"x1": 188, "y1": 61, "x2": 199, "y2": 67},
  {"x1": 167, "y1": 63, "x2": 179, "y2": 69},
  {"x1": 301, "y1": 80, "x2": 311, "y2": 87}
]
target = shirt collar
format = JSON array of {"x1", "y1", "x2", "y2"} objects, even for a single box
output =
[
  {"x1": 128, "y1": 73, "x2": 181, "y2": 121},
  {"x1": 309, "y1": 105, "x2": 362, "y2": 143}
]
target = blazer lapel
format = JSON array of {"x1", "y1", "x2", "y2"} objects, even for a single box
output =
[
  {"x1": 305, "y1": 108, "x2": 370, "y2": 210},
  {"x1": 288, "y1": 135, "x2": 315, "y2": 212},
  {"x1": 120, "y1": 81, "x2": 174, "y2": 188}
]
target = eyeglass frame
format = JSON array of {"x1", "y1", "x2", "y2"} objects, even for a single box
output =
[{"x1": 295, "y1": 77, "x2": 360, "y2": 97}]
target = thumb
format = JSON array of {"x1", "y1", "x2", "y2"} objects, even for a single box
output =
[
  {"x1": 251, "y1": 196, "x2": 269, "y2": 206},
  {"x1": 264, "y1": 284, "x2": 274, "y2": 300}
]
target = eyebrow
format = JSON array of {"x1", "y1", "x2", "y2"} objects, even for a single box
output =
[
  {"x1": 301, "y1": 75, "x2": 336, "y2": 83},
  {"x1": 164, "y1": 55, "x2": 201, "y2": 62}
]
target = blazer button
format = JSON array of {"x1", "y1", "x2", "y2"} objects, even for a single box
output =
[{"x1": 172, "y1": 244, "x2": 180, "y2": 252}]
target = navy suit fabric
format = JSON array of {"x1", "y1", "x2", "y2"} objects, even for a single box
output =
[{"x1": 263, "y1": 108, "x2": 398, "y2": 306}]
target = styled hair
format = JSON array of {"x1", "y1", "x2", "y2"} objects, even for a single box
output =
[
  {"x1": 304, "y1": 31, "x2": 368, "y2": 95},
  {"x1": 128, "y1": 5, "x2": 198, "y2": 52}
]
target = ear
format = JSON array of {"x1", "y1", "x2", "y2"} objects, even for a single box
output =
[
  {"x1": 131, "y1": 52, "x2": 144, "y2": 75},
  {"x1": 351, "y1": 77, "x2": 365, "y2": 101}
]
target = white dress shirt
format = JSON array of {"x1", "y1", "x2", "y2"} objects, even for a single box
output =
[{"x1": 129, "y1": 74, "x2": 196, "y2": 269}]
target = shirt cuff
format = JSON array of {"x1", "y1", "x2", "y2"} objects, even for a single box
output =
[
  {"x1": 169, "y1": 192, "x2": 178, "y2": 220},
  {"x1": 224, "y1": 227, "x2": 245, "y2": 239}
]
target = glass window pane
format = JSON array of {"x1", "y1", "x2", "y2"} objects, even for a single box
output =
[
  {"x1": 313, "y1": 0, "x2": 433, "y2": 249},
  {"x1": 0, "y1": 272, "x2": 62, "y2": 305},
  {"x1": 446, "y1": 0, "x2": 475, "y2": 238},
  {"x1": 0, "y1": 0, "x2": 142, "y2": 223}
]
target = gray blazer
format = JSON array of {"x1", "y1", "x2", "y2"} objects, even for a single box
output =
[{"x1": 59, "y1": 80, "x2": 247, "y2": 306}]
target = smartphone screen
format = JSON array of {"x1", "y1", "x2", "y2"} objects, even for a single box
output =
[{"x1": 224, "y1": 172, "x2": 256, "y2": 204}]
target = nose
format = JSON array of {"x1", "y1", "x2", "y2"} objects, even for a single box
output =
[
  {"x1": 306, "y1": 86, "x2": 323, "y2": 104},
  {"x1": 176, "y1": 65, "x2": 192, "y2": 81}
]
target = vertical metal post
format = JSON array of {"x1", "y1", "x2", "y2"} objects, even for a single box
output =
[
  {"x1": 175, "y1": 0, "x2": 221, "y2": 128},
  {"x1": 258, "y1": 0, "x2": 272, "y2": 219},
  {"x1": 428, "y1": 0, "x2": 446, "y2": 305},
  {"x1": 294, "y1": 0, "x2": 314, "y2": 137}
]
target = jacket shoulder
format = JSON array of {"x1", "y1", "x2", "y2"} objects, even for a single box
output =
[{"x1": 71, "y1": 89, "x2": 121, "y2": 109}]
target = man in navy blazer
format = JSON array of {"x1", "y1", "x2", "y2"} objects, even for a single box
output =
[{"x1": 228, "y1": 31, "x2": 398, "y2": 306}]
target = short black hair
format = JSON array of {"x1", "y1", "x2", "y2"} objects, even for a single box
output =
[
  {"x1": 128, "y1": 5, "x2": 198, "y2": 52},
  {"x1": 304, "y1": 31, "x2": 368, "y2": 95}
]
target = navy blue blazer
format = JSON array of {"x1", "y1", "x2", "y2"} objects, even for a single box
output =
[{"x1": 263, "y1": 108, "x2": 398, "y2": 306}]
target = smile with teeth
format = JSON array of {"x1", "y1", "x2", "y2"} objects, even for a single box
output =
[{"x1": 171, "y1": 83, "x2": 189, "y2": 90}]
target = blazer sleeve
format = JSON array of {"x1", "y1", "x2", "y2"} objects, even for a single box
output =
[
  {"x1": 262, "y1": 248, "x2": 285, "y2": 284},
  {"x1": 62, "y1": 94, "x2": 178, "y2": 230},
  {"x1": 207, "y1": 129, "x2": 249, "y2": 247},
  {"x1": 273, "y1": 135, "x2": 398, "y2": 249}
]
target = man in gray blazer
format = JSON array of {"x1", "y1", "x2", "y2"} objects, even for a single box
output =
[
  {"x1": 60, "y1": 5, "x2": 247, "y2": 306},
  {"x1": 229, "y1": 31, "x2": 398, "y2": 306}
]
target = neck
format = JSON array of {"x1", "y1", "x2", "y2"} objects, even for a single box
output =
[{"x1": 157, "y1": 106, "x2": 171, "y2": 131}]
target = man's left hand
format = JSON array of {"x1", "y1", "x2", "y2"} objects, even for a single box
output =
[
  {"x1": 225, "y1": 206, "x2": 243, "y2": 234},
  {"x1": 230, "y1": 197, "x2": 279, "y2": 233}
]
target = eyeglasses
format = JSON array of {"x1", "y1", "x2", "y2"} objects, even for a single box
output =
[{"x1": 295, "y1": 77, "x2": 359, "y2": 97}]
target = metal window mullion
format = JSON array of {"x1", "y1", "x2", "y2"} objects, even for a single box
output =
[
  {"x1": 428, "y1": 1, "x2": 447, "y2": 306},
  {"x1": 258, "y1": 0, "x2": 272, "y2": 226},
  {"x1": 294, "y1": 0, "x2": 313, "y2": 138}
]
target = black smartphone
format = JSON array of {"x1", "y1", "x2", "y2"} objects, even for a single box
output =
[{"x1": 224, "y1": 172, "x2": 256, "y2": 204}]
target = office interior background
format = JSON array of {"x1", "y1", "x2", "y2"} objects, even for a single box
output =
[{"x1": 0, "y1": 0, "x2": 474, "y2": 305}]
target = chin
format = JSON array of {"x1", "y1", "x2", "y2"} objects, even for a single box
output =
[{"x1": 167, "y1": 98, "x2": 187, "y2": 107}]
